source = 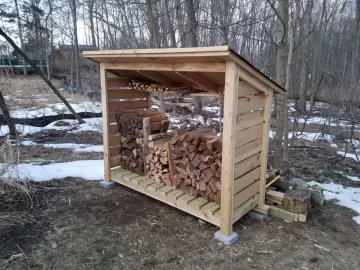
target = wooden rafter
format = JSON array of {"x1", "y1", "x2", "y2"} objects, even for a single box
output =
[
  {"x1": 136, "y1": 71, "x2": 179, "y2": 87},
  {"x1": 175, "y1": 71, "x2": 218, "y2": 92}
]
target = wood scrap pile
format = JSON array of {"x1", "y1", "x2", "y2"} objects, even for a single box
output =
[
  {"x1": 169, "y1": 129, "x2": 222, "y2": 204},
  {"x1": 128, "y1": 80, "x2": 192, "y2": 94}
]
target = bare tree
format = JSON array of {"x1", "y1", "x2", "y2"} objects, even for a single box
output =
[
  {"x1": 273, "y1": 0, "x2": 287, "y2": 169},
  {"x1": 0, "y1": 27, "x2": 85, "y2": 124},
  {"x1": 14, "y1": 0, "x2": 26, "y2": 76}
]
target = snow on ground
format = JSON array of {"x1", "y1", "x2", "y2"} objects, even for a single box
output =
[
  {"x1": 309, "y1": 181, "x2": 360, "y2": 225},
  {"x1": 0, "y1": 118, "x2": 102, "y2": 136},
  {"x1": 204, "y1": 106, "x2": 220, "y2": 113},
  {"x1": 3, "y1": 160, "x2": 104, "y2": 182},
  {"x1": 289, "y1": 116, "x2": 355, "y2": 128},
  {"x1": 337, "y1": 151, "x2": 360, "y2": 162},
  {"x1": 10, "y1": 101, "x2": 102, "y2": 118},
  {"x1": 21, "y1": 141, "x2": 103, "y2": 152}
]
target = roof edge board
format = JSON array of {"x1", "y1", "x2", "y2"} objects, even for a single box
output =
[{"x1": 228, "y1": 50, "x2": 285, "y2": 94}]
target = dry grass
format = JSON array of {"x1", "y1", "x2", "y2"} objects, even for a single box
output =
[
  {"x1": 0, "y1": 137, "x2": 34, "y2": 229},
  {"x1": 0, "y1": 75, "x2": 92, "y2": 111}
]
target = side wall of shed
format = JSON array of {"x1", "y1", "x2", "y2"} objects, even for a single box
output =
[
  {"x1": 232, "y1": 81, "x2": 268, "y2": 222},
  {"x1": 101, "y1": 66, "x2": 151, "y2": 181}
]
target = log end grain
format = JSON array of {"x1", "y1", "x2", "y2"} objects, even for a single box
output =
[{"x1": 283, "y1": 189, "x2": 311, "y2": 214}]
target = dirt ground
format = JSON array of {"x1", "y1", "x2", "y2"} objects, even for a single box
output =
[
  {"x1": 0, "y1": 177, "x2": 359, "y2": 270},
  {"x1": 1, "y1": 76, "x2": 360, "y2": 269}
]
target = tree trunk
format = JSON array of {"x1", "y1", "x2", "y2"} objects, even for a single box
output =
[
  {"x1": 274, "y1": 0, "x2": 287, "y2": 169},
  {"x1": 69, "y1": 0, "x2": 82, "y2": 90},
  {"x1": 163, "y1": 0, "x2": 176, "y2": 47},
  {"x1": 14, "y1": 0, "x2": 27, "y2": 76},
  {"x1": 184, "y1": 0, "x2": 202, "y2": 113},
  {"x1": 297, "y1": 0, "x2": 313, "y2": 113},
  {"x1": 88, "y1": 0, "x2": 97, "y2": 48},
  {"x1": 283, "y1": 4, "x2": 296, "y2": 163},
  {"x1": 349, "y1": 0, "x2": 360, "y2": 103},
  {"x1": 0, "y1": 27, "x2": 85, "y2": 124},
  {"x1": 0, "y1": 91, "x2": 17, "y2": 136}
]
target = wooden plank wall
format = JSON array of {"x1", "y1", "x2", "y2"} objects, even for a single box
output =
[
  {"x1": 106, "y1": 76, "x2": 151, "y2": 169},
  {"x1": 233, "y1": 81, "x2": 266, "y2": 210}
]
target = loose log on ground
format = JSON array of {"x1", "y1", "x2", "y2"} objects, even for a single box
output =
[{"x1": 283, "y1": 189, "x2": 311, "y2": 214}]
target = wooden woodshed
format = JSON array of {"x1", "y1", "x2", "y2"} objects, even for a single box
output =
[{"x1": 83, "y1": 46, "x2": 285, "y2": 241}]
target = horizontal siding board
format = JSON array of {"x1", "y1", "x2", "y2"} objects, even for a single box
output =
[
  {"x1": 234, "y1": 139, "x2": 262, "y2": 164},
  {"x1": 237, "y1": 95, "x2": 265, "y2": 115},
  {"x1": 109, "y1": 124, "x2": 118, "y2": 134},
  {"x1": 108, "y1": 90, "x2": 149, "y2": 99},
  {"x1": 110, "y1": 156, "x2": 121, "y2": 168},
  {"x1": 238, "y1": 81, "x2": 262, "y2": 98},
  {"x1": 233, "y1": 180, "x2": 260, "y2": 209},
  {"x1": 109, "y1": 135, "x2": 121, "y2": 147},
  {"x1": 108, "y1": 99, "x2": 148, "y2": 112},
  {"x1": 107, "y1": 77, "x2": 131, "y2": 88},
  {"x1": 236, "y1": 111, "x2": 263, "y2": 131},
  {"x1": 235, "y1": 125, "x2": 262, "y2": 148},
  {"x1": 233, "y1": 166, "x2": 261, "y2": 194},
  {"x1": 234, "y1": 153, "x2": 261, "y2": 179},
  {"x1": 109, "y1": 145, "x2": 121, "y2": 157}
]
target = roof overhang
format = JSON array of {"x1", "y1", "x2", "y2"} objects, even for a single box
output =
[{"x1": 83, "y1": 46, "x2": 285, "y2": 95}]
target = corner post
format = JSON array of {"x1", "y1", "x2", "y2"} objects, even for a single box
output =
[
  {"x1": 100, "y1": 63, "x2": 111, "y2": 182},
  {"x1": 258, "y1": 89, "x2": 273, "y2": 209},
  {"x1": 219, "y1": 61, "x2": 239, "y2": 238}
]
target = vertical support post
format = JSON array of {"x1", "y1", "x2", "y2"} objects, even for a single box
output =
[
  {"x1": 259, "y1": 89, "x2": 273, "y2": 209},
  {"x1": 220, "y1": 61, "x2": 239, "y2": 235},
  {"x1": 100, "y1": 63, "x2": 110, "y2": 182}
]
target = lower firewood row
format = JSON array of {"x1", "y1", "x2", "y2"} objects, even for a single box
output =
[
  {"x1": 169, "y1": 130, "x2": 222, "y2": 204},
  {"x1": 145, "y1": 139, "x2": 171, "y2": 185}
]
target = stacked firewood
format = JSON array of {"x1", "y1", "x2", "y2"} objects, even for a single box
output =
[
  {"x1": 169, "y1": 132, "x2": 222, "y2": 204},
  {"x1": 145, "y1": 139, "x2": 171, "y2": 185},
  {"x1": 128, "y1": 80, "x2": 192, "y2": 94},
  {"x1": 116, "y1": 111, "x2": 145, "y2": 175}
]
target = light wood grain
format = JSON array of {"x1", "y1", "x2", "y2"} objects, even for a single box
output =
[
  {"x1": 237, "y1": 95, "x2": 265, "y2": 115},
  {"x1": 234, "y1": 153, "x2": 261, "y2": 179},
  {"x1": 233, "y1": 180, "x2": 260, "y2": 209},
  {"x1": 233, "y1": 166, "x2": 261, "y2": 194},
  {"x1": 101, "y1": 64, "x2": 111, "y2": 180},
  {"x1": 234, "y1": 124, "x2": 262, "y2": 148},
  {"x1": 220, "y1": 61, "x2": 239, "y2": 235},
  {"x1": 259, "y1": 90, "x2": 273, "y2": 209}
]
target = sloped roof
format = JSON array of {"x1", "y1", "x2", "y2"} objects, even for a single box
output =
[{"x1": 83, "y1": 46, "x2": 285, "y2": 94}]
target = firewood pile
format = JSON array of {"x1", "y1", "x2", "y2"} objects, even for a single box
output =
[
  {"x1": 169, "y1": 130, "x2": 222, "y2": 204},
  {"x1": 116, "y1": 111, "x2": 145, "y2": 175},
  {"x1": 115, "y1": 110, "x2": 169, "y2": 175},
  {"x1": 128, "y1": 80, "x2": 192, "y2": 94},
  {"x1": 145, "y1": 139, "x2": 172, "y2": 185}
]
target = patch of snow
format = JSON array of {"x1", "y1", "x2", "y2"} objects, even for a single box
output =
[
  {"x1": 21, "y1": 141, "x2": 103, "y2": 152},
  {"x1": 9, "y1": 101, "x2": 102, "y2": 119},
  {"x1": 204, "y1": 106, "x2": 220, "y2": 113},
  {"x1": 75, "y1": 145, "x2": 103, "y2": 152},
  {"x1": 0, "y1": 118, "x2": 103, "y2": 136},
  {"x1": 309, "y1": 181, "x2": 360, "y2": 225},
  {"x1": 3, "y1": 160, "x2": 104, "y2": 182},
  {"x1": 345, "y1": 175, "x2": 360, "y2": 182},
  {"x1": 290, "y1": 132, "x2": 333, "y2": 142},
  {"x1": 337, "y1": 151, "x2": 359, "y2": 162}
]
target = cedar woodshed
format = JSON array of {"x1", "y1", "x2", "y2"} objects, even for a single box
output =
[{"x1": 83, "y1": 46, "x2": 285, "y2": 241}]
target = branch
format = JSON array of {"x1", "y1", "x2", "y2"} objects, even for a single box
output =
[{"x1": 0, "y1": 27, "x2": 85, "y2": 124}]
